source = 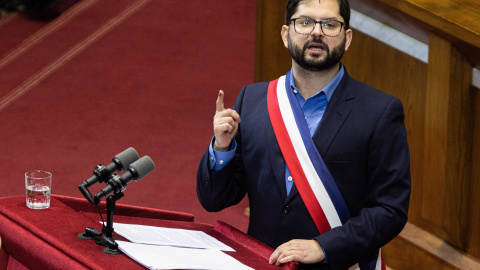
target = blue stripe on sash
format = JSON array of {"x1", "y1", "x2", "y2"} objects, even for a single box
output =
[
  {"x1": 359, "y1": 249, "x2": 380, "y2": 269},
  {"x1": 284, "y1": 75, "x2": 351, "y2": 224}
]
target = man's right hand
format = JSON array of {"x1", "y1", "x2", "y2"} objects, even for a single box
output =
[{"x1": 213, "y1": 90, "x2": 241, "y2": 152}]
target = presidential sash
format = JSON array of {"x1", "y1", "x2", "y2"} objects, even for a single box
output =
[{"x1": 267, "y1": 75, "x2": 385, "y2": 270}]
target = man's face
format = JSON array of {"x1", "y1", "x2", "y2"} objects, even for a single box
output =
[
  {"x1": 281, "y1": 0, "x2": 352, "y2": 71},
  {"x1": 287, "y1": 28, "x2": 346, "y2": 71}
]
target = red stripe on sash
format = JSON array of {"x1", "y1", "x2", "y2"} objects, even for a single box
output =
[
  {"x1": 381, "y1": 254, "x2": 386, "y2": 270},
  {"x1": 267, "y1": 79, "x2": 331, "y2": 234}
]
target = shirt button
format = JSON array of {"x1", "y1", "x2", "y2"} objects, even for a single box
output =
[
  {"x1": 293, "y1": 89, "x2": 298, "y2": 94},
  {"x1": 287, "y1": 176, "x2": 293, "y2": 182},
  {"x1": 210, "y1": 157, "x2": 214, "y2": 161},
  {"x1": 219, "y1": 160, "x2": 224, "y2": 165}
]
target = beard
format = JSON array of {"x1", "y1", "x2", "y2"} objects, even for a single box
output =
[{"x1": 288, "y1": 33, "x2": 346, "y2": 71}]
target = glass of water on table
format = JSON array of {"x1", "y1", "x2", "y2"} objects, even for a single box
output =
[{"x1": 25, "y1": 170, "x2": 52, "y2": 209}]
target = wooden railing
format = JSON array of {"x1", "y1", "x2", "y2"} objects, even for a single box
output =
[{"x1": 255, "y1": 0, "x2": 480, "y2": 269}]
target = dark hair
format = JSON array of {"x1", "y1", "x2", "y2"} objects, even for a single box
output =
[{"x1": 285, "y1": 0, "x2": 350, "y2": 29}]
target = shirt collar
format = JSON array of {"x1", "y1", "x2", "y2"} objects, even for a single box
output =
[{"x1": 288, "y1": 63, "x2": 345, "y2": 102}]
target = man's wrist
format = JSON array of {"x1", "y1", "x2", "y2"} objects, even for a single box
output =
[
  {"x1": 209, "y1": 137, "x2": 236, "y2": 172},
  {"x1": 213, "y1": 139, "x2": 231, "y2": 152},
  {"x1": 213, "y1": 144, "x2": 230, "y2": 152}
]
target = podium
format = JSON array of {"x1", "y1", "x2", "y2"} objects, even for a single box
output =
[{"x1": 0, "y1": 195, "x2": 297, "y2": 270}]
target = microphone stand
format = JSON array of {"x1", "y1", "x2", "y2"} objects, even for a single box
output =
[
  {"x1": 78, "y1": 155, "x2": 155, "y2": 255},
  {"x1": 95, "y1": 192, "x2": 124, "y2": 255}
]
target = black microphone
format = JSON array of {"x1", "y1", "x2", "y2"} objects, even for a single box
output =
[
  {"x1": 79, "y1": 147, "x2": 140, "y2": 204},
  {"x1": 93, "y1": 156, "x2": 155, "y2": 205}
]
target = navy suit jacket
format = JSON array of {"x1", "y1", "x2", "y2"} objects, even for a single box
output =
[{"x1": 197, "y1": 70, "x2": 411, "y2": 269}]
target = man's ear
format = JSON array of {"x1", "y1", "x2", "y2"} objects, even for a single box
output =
[
  {"x1": 344, "y1": 28, "x2": 353, "y2": 51},
  {"x1": 281, "y1": 25, "x2": 289, "y2": 49}
]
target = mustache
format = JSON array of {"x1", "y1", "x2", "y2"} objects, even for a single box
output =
[{"x1": 303, "y1": 38, "x2": 329, "y2": 51}]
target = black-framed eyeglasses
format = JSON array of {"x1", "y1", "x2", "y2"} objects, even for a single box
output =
[{"x1": 290, "y1": 17, "x2": 344, "y2": 37}]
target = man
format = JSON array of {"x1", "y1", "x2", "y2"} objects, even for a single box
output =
[{"x1": 197, "y1": 0, "x2": 411, "y2": 269}]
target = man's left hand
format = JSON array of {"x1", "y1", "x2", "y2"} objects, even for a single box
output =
[{"x1": 269, "y1": 239, "x2": 325, "y2": 266}]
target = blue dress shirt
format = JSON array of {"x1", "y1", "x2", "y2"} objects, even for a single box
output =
[{"x1": 209, "y1": 65, "x2": 345, "y2": 196}]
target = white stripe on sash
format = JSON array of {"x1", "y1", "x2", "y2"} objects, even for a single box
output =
[
  {"x1": 375, "y1": 249, "x2": 383, "y2": 270},
  {"x1": 276, "y1": 76, "x2": 342, "y2": 228},
  {"x1": 349, "y1": 264, "x2": 360, "y2": 270}
]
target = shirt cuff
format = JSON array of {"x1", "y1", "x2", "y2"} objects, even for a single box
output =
[
  {"x1": 322, "y1": 247, "x2": 328, "y2": 264},
  {"x1": 208, "y1": 137, "x2": 236, "y2": 172},
  {"x1": 314, "y1": 239, "x2": 328, "y2": 264}
]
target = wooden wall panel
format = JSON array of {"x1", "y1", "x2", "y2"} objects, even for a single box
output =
[
  {"x1": 385, "y1": 223, "x2": 480, "y2": 270},
  {"x1": 469, "y1": 86, "x2": 480, "y2": 259},
  {"x1": 377, "y1": 0, "x2": 480, "y2": 68},
  {"x1": 254, "y1": 0, "x2": 290, "y2": 83},
  {"x1": 422, "y1": 34, "x2": 474, "y2": 250}
]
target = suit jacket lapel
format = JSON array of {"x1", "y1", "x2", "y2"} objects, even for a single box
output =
[
  {"x1": 266, "y1": 99, "x2": 302, "y2": 203},
  {"x1": 313, "y1": 71, "x2": 355, "y2": 156},
  {"x1": 265, "y1": 114, "x2": 289, "y2": 200}
]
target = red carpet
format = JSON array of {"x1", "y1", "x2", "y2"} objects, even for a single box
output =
[{"x1": 0, "y1": 0, "x2": 256, "y2": 232}]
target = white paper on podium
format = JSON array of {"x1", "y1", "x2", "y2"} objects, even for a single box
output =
[
  {"x1": 112, "y1": 222, "x2": 234, "y2": 252},
  {"x1": 117, "y1": 241, "x2": 254, "y2": 270}
]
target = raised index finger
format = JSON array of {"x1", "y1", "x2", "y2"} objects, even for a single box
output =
[{"x1": 216, "y1": 90, "x2": 225, "y2": 112}]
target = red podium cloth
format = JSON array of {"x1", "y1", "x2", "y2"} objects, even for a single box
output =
[{"x1": 0, "y1": 195, "x2": 297, "y2": 270}]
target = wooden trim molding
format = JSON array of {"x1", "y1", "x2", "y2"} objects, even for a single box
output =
[
  {"x1": 377, "y1": 0, "x2": 480, "y2": 49},
  {"x1": 385, "y1": 222, "x2": 480, "y2": 269}
]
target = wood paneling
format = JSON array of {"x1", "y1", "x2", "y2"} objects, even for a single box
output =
[
  {"x1": 384, "y1": 223, "x2": 480, "y2": 270},
  {"x1": 378, "y1": 0, "x2": 480, "y2": 49},
  {"x1": 254, "y1": 0, "x2": 290, "y2": 83},
  {"x1": 469, "y1": 86, "x2": 480, "y2": 259},
  {"x1": 422, "y1": 34, "x2": 474, "y2": 249},
  {"x1": 349, "y1": 0, "x2": 430, "y2": 44},
  {"x1": 351, "y1": 0, "x2": 480, "y2": 69}
]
